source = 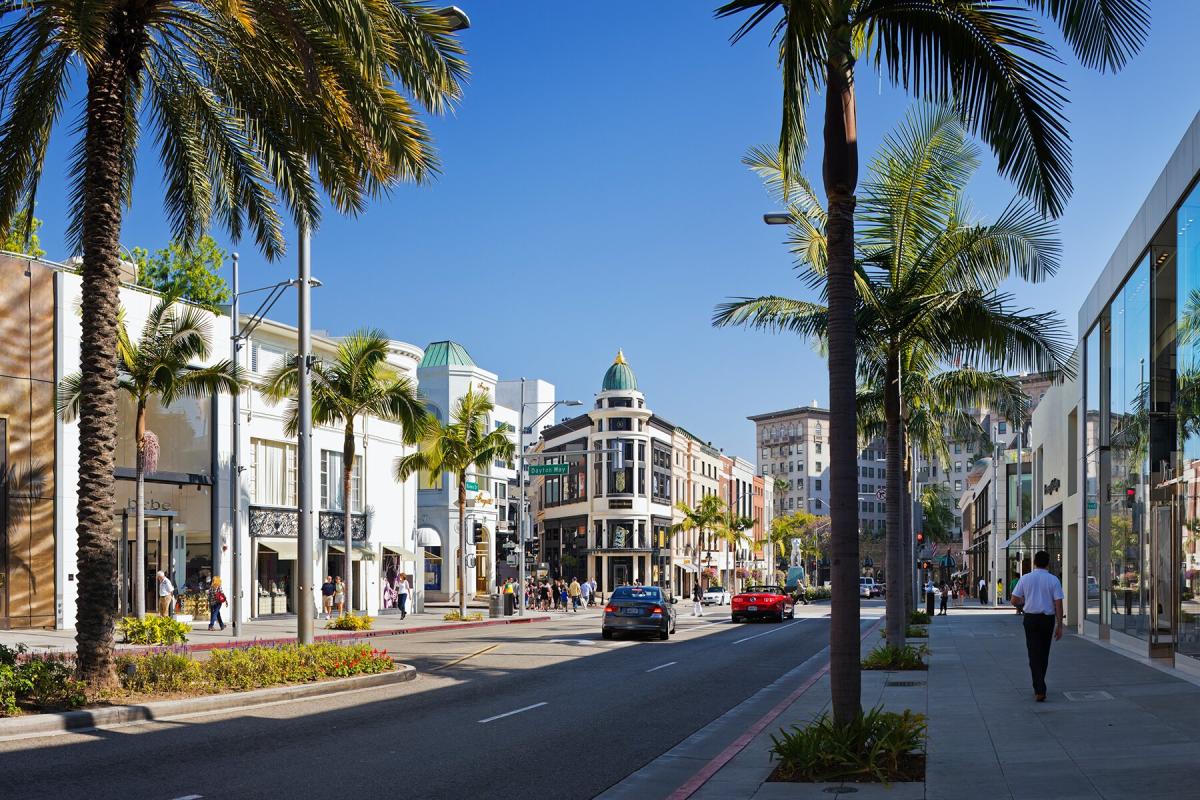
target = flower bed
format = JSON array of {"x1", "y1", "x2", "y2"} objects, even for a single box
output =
[{"x1": 1, "y1": 646, "x2": 87, "y2": 716}]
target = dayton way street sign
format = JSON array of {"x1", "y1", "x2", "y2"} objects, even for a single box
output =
[{"x1": 529, "y1": 463, "x2": 570, "y2": 477}]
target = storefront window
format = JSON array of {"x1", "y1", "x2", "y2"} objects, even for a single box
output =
[
  {"x1": 320, "y1": 450, "x2": 362, "y2": 512},
  {"x1": 1109, "y1": 256, "x2": 1150, "y2": 639},
  {"x1": 1176, "y1": 183, "x2": 1200, "y2": 656},
  {"x1": 1085, "y1": 324, "x2": 1102, "y2": 625}
]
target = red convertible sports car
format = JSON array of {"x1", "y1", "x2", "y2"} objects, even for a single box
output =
[{"x1": 731, "y1": 585, "x2": 795, "y2": 623}]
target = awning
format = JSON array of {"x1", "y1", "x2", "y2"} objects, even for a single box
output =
[
  {"x1": 258, "y1": 539, "x2": 297, "y2": 560},
  {"x1": 328, "y1": 544, "x2": 368, "y2": 560},
  {"x1": 415, "y1": 527, "x2": 441, "y2": 547},
  {"x1": 676, "y1": 562, "x2": 698, "y2": 574},
  {"x1": 1002, "y1": 502, "x2": 1063, "y2": 549}
]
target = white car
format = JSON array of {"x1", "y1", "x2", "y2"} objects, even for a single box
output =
[
  {"x1": 703, "y1": 586, "x2": 731, "y2": 605},
  {"x1": 859, "y1": 577, "x2": 880, "y2": 598}
]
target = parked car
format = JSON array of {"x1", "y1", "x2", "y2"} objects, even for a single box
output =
[
  {"x1": 859, "y1": 577, "x2": 880, "y2": 598},
  {"x1": 703, "y1": 585, "x2": 731, "y2": 606},
  {"x1": 602, "y1": 585, "x2": 676, "y2": 640},
  {"x1": 731, "y1": 584, "x2": 795, "y2": 623}
]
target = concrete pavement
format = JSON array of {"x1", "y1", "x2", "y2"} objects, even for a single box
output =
[{"x1": 0, "y1": 603, "x2": 833, "y2": 800}]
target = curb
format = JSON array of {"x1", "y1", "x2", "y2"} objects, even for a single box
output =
[
  {"x1": 0, "y1": 664, "x2": 417, "y2": 741},
  {"x1": 123, "y1": 614, "x2": 554, "y2": 655}
]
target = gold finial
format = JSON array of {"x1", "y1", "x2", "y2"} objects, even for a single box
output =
[{"x1": 614, "y1": 348, "x2": 627, "y2": 365}]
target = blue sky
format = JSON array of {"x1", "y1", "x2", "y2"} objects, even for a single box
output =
[{"x1": 27, "y1": 1, "x2": 1200, "y2": 462}]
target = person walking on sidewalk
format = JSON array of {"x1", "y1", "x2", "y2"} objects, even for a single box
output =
[
  {"x1": 938, "y1": 581, "x2": 949, "y2": 616},
  {"x1": 978, "y1": 577, "x2": 987, "y2": 605},
  {"x1": 691, "y1": 582, "x2": 704, "y2": 617},
  {"x1": 397, "y1": 573, "x2": 411, "y2": 619},
  {"x1": 320, "y1": 576, "x2": 336, "y2": 619},
  {"x1": 568, "y1": 578, "x2": 582, "y2": 612},
  {"x1": 580, "y1": 578, "x2": 593, "y2": 608},
  {"x1": 334, "y1": 577, "x2": 346, "y2": 616},
  {"x1": 1010, "y1": 551, "x2": 1065, "y2": 702},
  {"x1": 156, "y1": 571, "x2": 175, "y2": 616},
  {"x1": 207, "y1": 576, "x2": 227, "y2": 630},
  {"x1": 997, "y1": 578, "x2": 1005, "y2": 606}
]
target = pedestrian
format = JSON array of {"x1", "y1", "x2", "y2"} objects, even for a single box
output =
[
  {"x1": 978, "y1": 577, "x2": 987, "y2": 605},
  {"x1": 568, "y1": 577, "x2": 582, "y2": 612},
  {"x1": 938, "y1": 581, "x2": 949, "y2": 616},
  {"x1": 691, "y1": 582, "x2": 704, "y2": 617},
  {"x1": 559, "y1": 581, "x2": 569, "y2": 612},
  {"x1": 397, "y1": 572, "x2": 411, "y2": 619},
  {"x1": 320, "y1": 575, "x2": 336, "y2": 619},
  {"x1": 580, "y1": 578, "x2": 593, "y2": 608},
  {"x1": 997, "y1": 578, "x2": 1005, "y2": 606},
  {"x1": 334, "y1": 577, "x2": 346, "y2": 615},
  {"x1": 588, "y1": 578, "x2": 598, "y2": 606},
  {"x1": 155, "y1": 571, "x2": 175, "y2": 616},
  {"x1": 1010, "y1": 551, "x2": 1065, "y2": 702},
  {"x1": 207, "y1": 575, "x2": 227, "y2": 630},
  {"x1": 1010, "y1": 575, "x2": 1023, "y2": 614}
]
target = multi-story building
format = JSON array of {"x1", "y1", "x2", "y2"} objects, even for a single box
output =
[
  {"x1": 534, "y1": 351, "x2": 763, "y2": 597},
  {"x1": 414, "y1": 342, "x2": 552, "y2": 602}
]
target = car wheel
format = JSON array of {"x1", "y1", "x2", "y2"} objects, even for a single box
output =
[
  {"x1": 776, "y1": 611, "x2": 785, "y2": 623},
  {"x1": 602, "y1": 629, "x2": 613, "y2": 640},
  {"x1": 731, "y1": 615, "x2": 740, "y2": 624},
  {"x1": 659, "y1": 627, "x2": 670, "y2": 640}
]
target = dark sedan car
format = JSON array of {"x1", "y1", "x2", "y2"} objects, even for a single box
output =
[{"x1": 602, "y1": 586, "x2": 677, "y2": 640}]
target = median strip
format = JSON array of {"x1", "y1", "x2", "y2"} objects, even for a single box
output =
[{"x1": 478, "y1": 701, "x2": 548, "y2": 724}]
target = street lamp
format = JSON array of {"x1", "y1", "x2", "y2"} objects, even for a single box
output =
[
  {"x1": 763, "y1": 212, "x2": 793, "y2": 226},
  {"x1": 229, "y1": 254, "x2": 312, "y2": 637},
  {"x1": 515, "y1": 381, "x2": 581, "y2": 616}
]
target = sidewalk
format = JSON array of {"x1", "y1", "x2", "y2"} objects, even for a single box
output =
[
  {"x1": 0, "y1": 610, "x2": 550, "y2": 654},
  {"x1": 607, "y1": 608, "x2": 1200, "y2": 799}
]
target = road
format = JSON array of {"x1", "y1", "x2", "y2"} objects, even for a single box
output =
[{"x1": 0, "y1": 603, "x2": 855, "y2": 800}]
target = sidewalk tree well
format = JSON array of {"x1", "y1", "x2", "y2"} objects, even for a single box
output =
[
  {"x1": 0, "y1": 0, "x2": 467, "y2": 689},
  {"x1": 263, "y1": 329, "x2": 431, "y2": 616},
  {"x1": 394, "y1": 386, "x2": 514, "y2": 618},
  {"x1": 717, "y1": 0, "x2": 1147, "y2": 727},
  {"x1": 714, "y1": 105, "x2": 1072, "y2": 662},
  {"x1": 58, "y1": 293, "x2": 244, "y2": 620}
]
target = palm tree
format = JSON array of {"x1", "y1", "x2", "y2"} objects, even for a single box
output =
[
  {"x1": 715, "y1": 106, "x2": 1070, "y2": 651},
  {"x1": 58, "y1": 294, "x2": 243, "y2": 619},
  {"x1": 717, "y1": 0, "x2": 1147, "y2": 726},
  {"x1": 262, "y1": 329, "x2": 429, "y2": 616},
  {"x1": 720, "y1": 511, "x2": 755, "y2": 593},
  {"x1": 395, "y1": 386, "x2": 514, "y2": 618},
  {"x1": 0, "y1": 0, "x2": 466, "y2": 688},
  {"x1": 671, "y1": 494, "x2": 731, "y2": 592}
]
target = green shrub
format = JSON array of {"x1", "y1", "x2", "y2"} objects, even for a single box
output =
[
  {"x1": 880, "y1": 625, "x2": 929, "y2": 640},
  {"x1": 325, "y1": 614, "x2": 373, "y2": 631},
  {"x1": 443, "y1": 611, "x2": 484, "y2": 622},
  {"x1": 769, "y1": 707, "x2": 926, "y2": 783},
  {"x1": 0, "y1": 645, "x2": 86, "y2": 715},
  {"x1": 909, "y1": 611, "x2": 931, "y2": 625},
  {"x1": 116, "y1": 643, "x2": 394, "y2": 696},
  {"x1": 862, "y1": 644, "x2": 929, "y2": 670},
  {"x1": 117, "y1": 615, "x2": 191, "y2": 645}
]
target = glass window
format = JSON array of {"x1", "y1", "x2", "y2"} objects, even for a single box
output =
[
  {"x1": 1177, "y1": 185, "x2": 1200, "y2": 655},
  {"x1": 249, "y1": 438, "x2": 297, "y2": 506},
  {"x1": 320, "y1": 450, "x2": 363, "y2": 512}
]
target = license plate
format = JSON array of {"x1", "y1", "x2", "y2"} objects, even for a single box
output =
[
  {"x1": 747, "y1": 605, "x2": 757, "y2": 611},
  {"x1": 622, "y1": 608, "x2": 642, "y2": 616}
]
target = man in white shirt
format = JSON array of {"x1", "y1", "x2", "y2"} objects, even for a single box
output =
[
  {"x1": 156, "y1": 571, "x2": 175, "y2": 617},
  {"x1": 1010, "y1": 551, "x2": 1065, "y2": 702}
]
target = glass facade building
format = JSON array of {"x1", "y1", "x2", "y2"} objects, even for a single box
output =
[{"x1": 1079, "y1": 114, "x2": 1200, "y2": 663}]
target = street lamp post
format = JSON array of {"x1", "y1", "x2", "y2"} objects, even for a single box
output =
[{"x1": 515, "y1": 383, "x2": 581, "y2": 616}]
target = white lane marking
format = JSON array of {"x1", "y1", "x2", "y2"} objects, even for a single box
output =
[
  {"x1": 645, "y1": 661, "x2": 677, "y2": 673},
  {"x1": 548, "y1": 638, "x2": 598, "y2": 646},
  {"x1": 733, "y1": 620, "x2": 801, "y2": 645},
  {"x1": 478, "y1": 701, "x2": 548, "y2": 724},
  {"x1": 169, "y1": 795, "x2": 203, "y2": 800}
]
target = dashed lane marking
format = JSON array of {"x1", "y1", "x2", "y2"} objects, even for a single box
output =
[
  {"x1": 645, "y1": 661, "x2": 677, "y2": 673},
  {"x1": 732, "y1": 620, "x2": 801, "y2": 645},
  {"x1": 478, "y1": 702, "x2": 548, "y2": 724}
]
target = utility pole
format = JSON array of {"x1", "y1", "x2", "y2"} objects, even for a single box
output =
[
  {"x1": 517, "y1": 378, "x2": 526, "y2": 616},
  {"x1": 231, "y1": 253, "x2": 243, "y2": 636},
  {"x1": 297, "y1": 229, "x2": 314, "y2": 644}
]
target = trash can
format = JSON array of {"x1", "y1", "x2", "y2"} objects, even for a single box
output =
[
  {"x1": 503, "y1": 593, "x2": 515, "y2": 616},
  {"x1": 925, "y1": 589, "x2": 935, "y2": 617},
  {"x1": 489, "y1": 594, "x2": 503, "y2": 618}
]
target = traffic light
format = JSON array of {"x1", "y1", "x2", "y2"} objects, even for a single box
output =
[
  {"x1": 1125, "y1": 487, "x2": 1136, "y2": 508},
  {"x1": 920, "y1": 560, "x2": 931, "y2": 570},
  {"x1": 467, "y1": 521, "x2": 483, "y2": 544},
  {"x1": 916, "y1": 532, "x2": 924, "y2": 545}
]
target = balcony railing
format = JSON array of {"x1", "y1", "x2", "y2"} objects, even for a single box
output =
[{"x1": 249, "y1": 505, "x2": 369, "y2": 542}]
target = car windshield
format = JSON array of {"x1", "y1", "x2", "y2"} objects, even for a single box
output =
[
  {"x1": 611, "y1": 587, "x2": 662, "y2": 601},
  {"x1": 744, "y1": 585, "x2": 783, "y2": 595},
  {"x1": 705, "y1": 586, "x2": 724, "y2": 592}
]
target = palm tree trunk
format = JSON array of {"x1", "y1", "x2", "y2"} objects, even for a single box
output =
[
  {"x1": 902, "y1": 438, "x2": 914, "y2": 617},
  {"x1": 75, "y1": 36, "x2": 140, "y2": 690},
  {"x1": 135, "y1": 402, "x2": 146, "y2": 619},
  {"x1": 823, "y1": 45, "x2": 861, "y2": 727},
  {"x1": 458, "y1": 475, "x2": 468, "y2": 618},
  {"x1": 342, "y1": 425, "x2": 355, "y2": 615},
  {"x1": 885, "y1": 353, "x2": 906, "y2": 648}
]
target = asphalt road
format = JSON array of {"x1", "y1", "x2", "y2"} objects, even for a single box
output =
[{"x1": 0, "y1": 604, "x2": 842, "y2": 800}]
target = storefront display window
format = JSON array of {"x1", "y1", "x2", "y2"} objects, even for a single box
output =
[
  {"x1": 1176, "y1": 181, "x2": 1200, "y2": 657},
  {"x1": 1084, "y1": 324, "x2": 1102, "y2": 625}
]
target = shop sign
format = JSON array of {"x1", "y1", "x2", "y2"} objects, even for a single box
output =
[{"x1": 608, "y1": 498, "x2": 633, "y2": 509}]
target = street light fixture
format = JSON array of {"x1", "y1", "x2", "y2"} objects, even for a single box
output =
[
  {"x1": 763, "y1": 212, "x2": 793, "y2": 226},
  {"x1": 515, "y1": 381, "x2": 581, "y2": 616}
]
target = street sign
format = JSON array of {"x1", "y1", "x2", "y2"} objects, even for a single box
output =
[
  {"x1": 529, "y1": 463, "x2": 570, "y2": 476},
  {"x1": 875, "y1": 487, "x2": 886, "y2": 501},
  {"x1": 465, "y1": 481, "x2": 479, "y2": 491}
]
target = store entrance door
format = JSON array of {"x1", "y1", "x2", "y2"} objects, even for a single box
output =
[
  {"x1": 1151, "y1": 504, "x2": 1176, "y2": 658},
  {"x1": 116, "y1": 511, "x2": 177, "y2": 615}
]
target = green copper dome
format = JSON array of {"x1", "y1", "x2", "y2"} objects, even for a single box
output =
[
  {"x1": 602, "y1": 349, "x2": 638, "y2": 391},
  {"x1": 420, "y1": 341, "x2": 476, "y2": 368}
]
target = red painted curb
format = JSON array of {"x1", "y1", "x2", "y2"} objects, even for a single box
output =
[
  {"x1": 123, "y1": 615, "x2": 553, "y2": 655},
  {"x1": 666, "y1": 616, "x2": 885, "y2": 800}
]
